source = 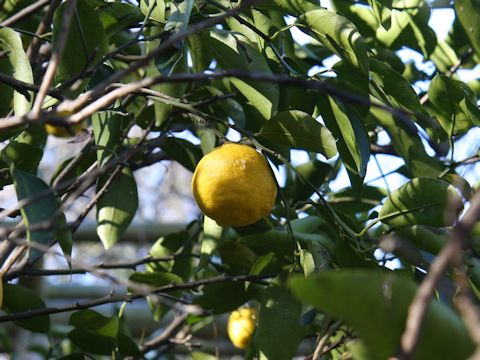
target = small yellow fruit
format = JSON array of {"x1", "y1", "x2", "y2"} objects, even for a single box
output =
[
  {"x1": 45, "y1": 122, "x2": 84, "y2": 138},
  {"x1": 191, "y1": 143, "x2": 277, "y2": 227},
  {"x1": 227, "y1": 307, "x2": 256, "y2": 349}
]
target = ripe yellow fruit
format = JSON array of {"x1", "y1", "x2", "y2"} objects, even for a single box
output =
[
  {"x1": 191, "y1": 143, "x2": 277, "y2": 227},
  {"x1": 45, "y1": 122, "x2": 84, "y2": 138},
  {"x1": 227, "y1": 307, "x2": 256, "y2": 349}
]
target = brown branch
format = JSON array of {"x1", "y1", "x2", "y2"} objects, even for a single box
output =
[
  {"x1": 0, "y1": 274, "x2": 274, "y2": 323},
  {"x1": 140, "y1": 313, "x2": 189, "y2": 354},
  {"x1": 31, "y1": 0, "x2": 77, "y2": 117},
  {"x1": 0, "y1": 72, "x2": 63, "y2": 100},
  {"x1": 397, "y1": 189, "x2": 480, "y2": 359},
  {"x1": 0, "y1": 0, "x2": 50, "y2": 27},
  {"x1": 4, "y1": 254, "x2": 199, "y2": 280},
  {"x1": 27, "y1": 0, "x2": 62, "y2": 60}
]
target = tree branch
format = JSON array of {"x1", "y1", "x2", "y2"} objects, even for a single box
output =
[
  {"x1": 396, "y1": 189, "x2": 480, "y2": 359},
  {"x1": 0, "y1": 274, "x2": 274, "y2": 323}
]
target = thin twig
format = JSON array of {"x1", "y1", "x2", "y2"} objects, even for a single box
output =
[
  {"x1": 0, "y1": 274, "x2": 273, "y2": 323},
  {"x1": 27, "y1": 0, "x2": 62, "y2": 60},
  {"x1": 0, "y1": 0, "x2": 50, "y2": 27},
  {"x1": 31, "y1": 0, "x2": 77, "y2": 117}
]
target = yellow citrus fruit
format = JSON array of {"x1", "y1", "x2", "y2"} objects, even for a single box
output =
[
  {"x1": 191, "y1": 143, "x2": 277, "y2": 227},
  {"x1": 45, "y1": 122, "x2": 84, "y2": 138},
  {"x1": 227, "y1": 307, "x2": 256, "y2": 349}
]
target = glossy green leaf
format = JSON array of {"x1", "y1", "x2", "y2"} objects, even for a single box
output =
[
  {"x1": 317, "y1": 95, "x2": 370, "y2": 176},
  {"x1": 368, "y1": 106, "x2": 443, "y2": 178},
  {"x1": 258, "y1": 110, "x2": 337, "y2": 158},
  {"x1": 140, "y1": 0, "x2": 165, "y2": 23},
  {"x1": 158, "y1": 137, "x2": 202, "y2": 172},
  {"x1": 53, "y1": 1, "x2": 108, "y2": 85},
  {"x1": 187, "y1": 33, "x2": 212, "y2": 73},
  {"x1": 149, "y1": 0, "x2": 192, "y2": 127},
  {"x1": 289, "y1": 271, "x2": 474, "y2": 360},
  {"x1": 129, "y1": 271, "x2": 183, "y2": 290},
  {"x1": 379, "y1": 178, "x2": 463, "y2": 228},
  {"x1": 299, "y1": 9, "x2": 369, "y2": 74},
  {"x1": 206, "y1": 29, "x2": 279, "y2": 120},
  {"x1": 330, "y1": 185, "x2": 388, "y2": 214},
  {"x1": 68, "y1": 329, "x2": 115, "y2": 355},
  {"x1": 96, "y1": 167, "x2": 138, "y2": 249},
  {"x1": 92, "y1": 112, "x2": 127, "y2": 167},
  {"x1": 368, "y1": 0, "x2": 392, "y2": 29},
  {"x1": 198, "y1": 216, "x2": 223, "y2": 269},
  {"x1": 286, "y1": 159, "x2": 332, "y2": 202},
  {"x1": 69, "y1": 309, "x2": 113, "y2": 330},
  {"x1": 95, "y1": 2, "x2": 143, "y2": 38},
  {"x1": 130, "y1": 271, "x2": 183, "y2": 321},
  {"x1": 11, "y1": 166, "x2": 59, "y2": 262},
  {"x1": 147, "y1": 231, "x2": 192, "y2": 281},
  {"x1": 0, "y1": 27, "x2": 33, "y2": 116},
  {"x1": 254, "y1": 286, "x2": 304, "y2": 360},
  {"x1": 428, "y1": 74, "x2": 480, "y2": 135},
  {"x1": 455, "y1": 0, "x2": 480, "y2": 58},
  {"x1": 239, "y1": 230, "x2": 334, "y2": 257},
  {"x1": 370, "y1": 59, "x2": 424, "y2": 115},
  {"x1": 2, "y1": 283, "x2": 50, "y2": 333},
  {"x1": 260, "y1": 0, "x2": 319, "y2": 16},
  {"x1": 376, "y1": 1, "x2": 437, "y2": 57},
  {"x1": 194, "y1": 281, "x2": 255, "y2": 314}
]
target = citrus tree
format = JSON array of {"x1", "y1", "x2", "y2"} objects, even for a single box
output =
[{"x1": 0, "y1": 0, "x2": 479, "y2": 358}]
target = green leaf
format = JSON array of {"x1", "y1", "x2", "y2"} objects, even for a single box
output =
[
  {"x1": 286, "y1": 159, "x2": 332, "y2": 202},
  {"x1": 329, "y1": 186, "x2": 388, "y2": 214},
  {"x1": 317, "y1": 95, "x2": 370, "y2": 176},
  {"x1": 428, "y1": 74, "x2": 480, "y2": 135},
  {"x1": 158, "y1": 137, "x2": 202, "y2": 172},
  {"x1": 0, "y1": 27, "x2": 33, "y2": 116},
  {"x1": 69, "y1": 309, "x2": 111, "y2": 329},
  {"x1": 129, "y1": 271, "x2": 183, "y2": 290},
  {"x1": 455, "y1": 0, "x2": 480, "y2": 58},
  {"x1": 187, "y1": 33, "x2": 213, "y2": 73},
  {"x1": 1, "y1": 139, "x2": 44, "y2": 175},
  {"x1": 368, "y1": 0, "x2": 393, "y2": 29},
  {"x1": 368, "y1": 106, "x2": 443, "y2": 178},
  {"x1": 148, "y1": 0, "x2": 192, "y2": 128},
  {"x1": 299, "y1": 9, "x2": 369, "y2": 74},
  {"x1": 95, "y1": 2, "x2": 143, "y2": 38},
  {"x1": 96, "y1": 167, "x2": 138, "y2": 249},
  {"x1": 206, "y1": 29, "x2": 279, "y2": 120},
  {"x1": 198, "y1": 216, "x2": 223, "y2": 269},
  {"x1": 376, "y1": 1, "x2": 437, "y2": 57},
  {"x1": 254, "y1": 286, "x2": 304, "y2": 360},
  {"x1": 11, "y1": 166, "x2": 59, "y2": 263},
  {"x1": 260, "y1": 0, "x2": 319, "y2": 17},
  {"x1": 53, "y1": 1, "x2": 108, "y2": 86},
  {"x1": 379, "y1": 178, "x2": 463, "y2": 228},
  {"x1": 130, "y1": 271, "x2": 183, "y2": 321},
  {"x1": 289, "y1": 271, "x2": 475, "y2": 360},
  {"x1": 370, "y1": 59, "x2": 424, "y2": 115},
  {"x1": 92, "y1": 112, "x2": 127, "y2": 167},
  {"x1": 2, "y1": 283, "x2": 50, "y2": 333},
  {"x1": 140, "y1": 0, "x2": 165, "y2": 23},
  {"x1": 68, "y1": 329, "x2": 115, "y2": 355},
  {"x1": 239, "y1": 230, "x2": 334, "y2": 257},
  {"x1": 147, "y1": 231, "x2": 191, "y2": 278},
  {"x1": 258, "y1": 110, "x2": 337, "y2": 158},
  {"x1": 194, "y1": 282, "x2": 255, "y2": 314}
]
